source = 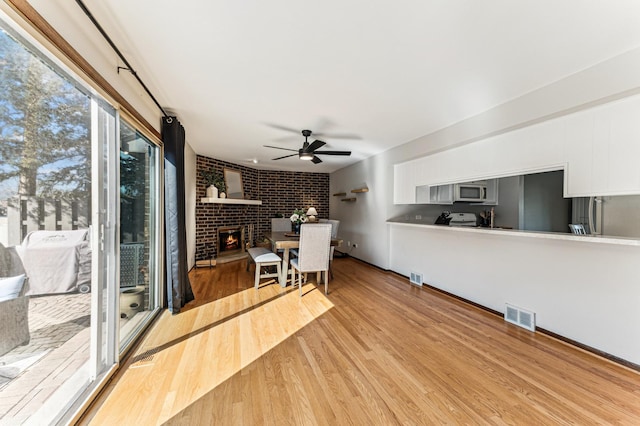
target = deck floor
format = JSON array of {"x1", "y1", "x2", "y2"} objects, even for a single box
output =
[{"x1": 0, "y1": 293, "x2": 91, "y2": 424}]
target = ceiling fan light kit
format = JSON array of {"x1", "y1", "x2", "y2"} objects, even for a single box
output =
[
  {"x1": 265, "y1": 129, "x2": 351, "y2": 164},
  {"x1": 299, "y1": 151, "x2": 314, "y2": 161}
]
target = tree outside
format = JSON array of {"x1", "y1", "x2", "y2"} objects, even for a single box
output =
[{"x1": 0, "y1": 28, "x2": 91, "y2": 203}]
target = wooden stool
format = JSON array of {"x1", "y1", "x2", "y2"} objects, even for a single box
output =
[{"x1": 247, "y1": 247, "x2": 282, "y2": 289}]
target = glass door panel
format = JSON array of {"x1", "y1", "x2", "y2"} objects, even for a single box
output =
[
  {"x1": 119, "y1": 120, "x2": 160, "y2": 351},
  {"x1": 0, "y1": 14, "x2": 117, "y2": 423}
]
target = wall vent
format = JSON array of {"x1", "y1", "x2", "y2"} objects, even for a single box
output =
[
  {"x1": 409, "y1": 272, "x2": 423, "y2": 286},
  {"x1": 505, "y1": 303, "x2": 536, "y2": 331}
]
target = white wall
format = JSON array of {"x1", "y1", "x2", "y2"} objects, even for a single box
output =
[
  {"x1": 184, "y1": 143, "x2": 197, "y2": 270},
  {"x1": 330, "y1": 154, "x2": 393, "y2": 268}
]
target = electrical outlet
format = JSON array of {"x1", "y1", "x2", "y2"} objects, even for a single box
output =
[
  {"x1": 415, "y1": 214, "x2": 422, "y2": 220},
  {"x1": 352, "y1": 243, "x2": 358, "y2": 248},
  {"x1": 347, "y1": 241, "x2": 351, "y2": 247}
]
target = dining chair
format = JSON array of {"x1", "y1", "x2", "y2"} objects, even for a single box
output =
[
  {"x1": 289, "y1": 223, "x2": 332, "y2": 296},
  {"x1": 271, "y1": 218, "x2": 291, "y2": 232},
  {"x1": 271, "y1": 218, "x2": 292, "y2": 256},
  {"x1": 319, "y1": 219, "x2": 340, "y2": 279}
]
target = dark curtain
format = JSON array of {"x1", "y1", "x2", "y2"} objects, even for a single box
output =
[{"x1": 163, "y1": 116, "x2": 194, "y2": 313}]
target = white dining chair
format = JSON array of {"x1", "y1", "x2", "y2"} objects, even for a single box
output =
[
  {"x1": 271, "y1": 218, "x2": 291, "y2": 232},
  {"x1": 271, "y1": 218, "x2": 292, "y2": 259},
  {"x1": 289, "y1": 223, "x2": 332, "y2": 296},
  {"x1": 319, "y1": 219, "x2": 340, "y2": 278}
]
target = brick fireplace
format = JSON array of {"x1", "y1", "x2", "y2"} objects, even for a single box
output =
[
  {"x1": 195, "y1": 155, "x2": 329, "y2": 262},
  {"x1": 218, "y1": 226, "x2": 244, "y2": 257}
]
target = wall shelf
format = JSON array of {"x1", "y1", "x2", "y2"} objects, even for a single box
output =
[
  {"x1": 333, "y1": 192, "x2": 347, "y2": 196},
  {"x1": 200, "y1": 198, "x2": 262, "y2": 205},
  {"x1": 351, "y1": 188, "x2": 369, "y2": 193},
  {"x1": 341, "y1": 197, "x2": 356, "y2": 202}
]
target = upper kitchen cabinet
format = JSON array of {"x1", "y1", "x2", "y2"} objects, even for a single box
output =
[
  {"x1": 432, "y1": 184, "x2": 454, "y2": 204},
  {"x1": 394, "y1": 94, "x2": 640, "y2": 204},
  {"x1": 563, "y1": 110, "x2": 597, "y2": 195},
  {"x1": 482, "y1": 179, "x2": 499, "y2": 205},
  {"x1": 407, "y1": 119, "x2": 566, "y2": 188},
  {"x1": 606, "y1": 96, "x2": 640, "y2": 193},
  {"x1": 393, "y1": 161, "x2": 417, "y2": 204},
  {"x1": 565, "y1": 95, "x2": 640, "y2": 197},
  {"x1": 415, "y1": 184, "x2": 454, "y2": 204}
]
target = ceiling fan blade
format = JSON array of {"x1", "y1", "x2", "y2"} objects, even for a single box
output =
[
  {"x1": 313, "y1": 132, "x2": 362, "y2": 140},
  {"x1": 264, "y1": 123, "x2": 302, "y2": 134},
  {"x1": 272, "y1": 153, "x2": 298, "y2": 160},
  {"x1": 264, "y1": 145, "x2": 298, "y2": 152},
  {"x1": 307, "y1": 140, "x2": 326, "y2": 152},
  {"x1": 311, "y1": 156, "x2": 323, "y2": 164},
  {"x1": 314, "y1": 150, "x2": 351, "y2": 156}
]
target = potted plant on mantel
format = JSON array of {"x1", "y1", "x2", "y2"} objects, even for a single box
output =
[{"x1": 200, "y1": 169, "x2": 226, "y2": 198}]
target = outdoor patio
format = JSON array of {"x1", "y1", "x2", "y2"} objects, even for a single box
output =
[{"x1": 0, "y1": 292, "x2": 91, "y2": 424}]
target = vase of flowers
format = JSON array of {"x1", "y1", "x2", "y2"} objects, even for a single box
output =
[{"x1": 290, "y1": 208, "x2": 308, "y2": 234}]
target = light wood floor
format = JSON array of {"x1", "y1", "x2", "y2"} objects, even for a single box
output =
[{"x1": 82, "y1": 256, "x2": 640, "y2": 425}]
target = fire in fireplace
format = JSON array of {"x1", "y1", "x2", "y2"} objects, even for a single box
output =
[{"x1": 218, "y1": 226, "x2": 244, "y2": 257}]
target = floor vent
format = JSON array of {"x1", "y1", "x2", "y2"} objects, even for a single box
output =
[
  {"x1": 130, "y1": 346, "x2": 160, "y2": 367},
  {"x1": 409, "y1": 272, "x2": 423, "y2": 286},
  {"x1": 505, "y1": 303, "x2": 536, "y2": 331}
]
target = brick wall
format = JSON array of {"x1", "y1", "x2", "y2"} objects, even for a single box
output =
[{"x1": 196, "y1": 155, "x2": 329, "y2": 260}]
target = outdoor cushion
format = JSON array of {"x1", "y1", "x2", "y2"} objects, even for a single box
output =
[{"x1": 0, "y1": 274, "x2": 26, "y2": 302}]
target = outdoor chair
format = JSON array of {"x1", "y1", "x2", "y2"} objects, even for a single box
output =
[{"x1": 0, "y1": 243, "x2": 30, "y2": 356}]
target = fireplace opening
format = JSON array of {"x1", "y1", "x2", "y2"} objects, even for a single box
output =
[{"x1": 218, "y1": 226, "x2": 244, "y2": 257}]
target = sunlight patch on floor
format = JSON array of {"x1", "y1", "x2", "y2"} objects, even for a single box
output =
[{"x1": 92, "y1": 282, "x2": 333, "y2": 424}]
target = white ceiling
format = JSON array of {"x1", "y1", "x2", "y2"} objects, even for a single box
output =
[{"x1": 83, "y1": 1, "x2": 640, "y2": 173}]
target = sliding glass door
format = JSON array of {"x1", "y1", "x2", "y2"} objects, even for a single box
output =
[
  {"x1": 119, "y1": 120, "x2": 161, "y2": 351},
  {"x1": 0, "y1": 10, "x2": 161, "y2": 424}
]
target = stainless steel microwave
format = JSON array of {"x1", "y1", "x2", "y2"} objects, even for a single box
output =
[{"x1": 454, "y1": 183, "x2": 487, "y2": 202}]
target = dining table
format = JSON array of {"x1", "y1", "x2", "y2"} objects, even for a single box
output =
[{"x1": 264, "y1": 231, "x2": 343, "y2": 287}]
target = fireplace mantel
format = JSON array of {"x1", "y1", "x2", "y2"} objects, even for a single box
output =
[{"x1": 200, "y1": 197, "x2": 262, "y2": 205}]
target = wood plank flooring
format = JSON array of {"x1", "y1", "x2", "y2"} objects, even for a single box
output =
[{"x1": 82, "y1": 256, "x2": 640, "y2": 425}]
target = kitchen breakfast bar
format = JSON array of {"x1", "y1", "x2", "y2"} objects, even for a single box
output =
[{"x1": 387, "y1": 220, "x2": 640, "y2": 367}]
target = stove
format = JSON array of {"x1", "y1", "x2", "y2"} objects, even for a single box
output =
[{"x1": 447, "y1": 213, "x2": 477, "y2": 227}]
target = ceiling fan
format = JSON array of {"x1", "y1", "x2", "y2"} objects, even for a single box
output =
[{"x1": 264, "y1": 130, "x2": 351, "y2": 164}]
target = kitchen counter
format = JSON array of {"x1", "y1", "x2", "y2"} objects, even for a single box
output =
[{"x1": 386, "y1": 219, "x2": 640, "y2": 246}]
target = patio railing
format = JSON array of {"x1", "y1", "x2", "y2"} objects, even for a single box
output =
[{"x1": 6, "y1": 196, "x2": 90, "y2": 246}]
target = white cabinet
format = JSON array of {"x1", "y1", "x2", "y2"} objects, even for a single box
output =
[
  {"x1": 564, "y1": 110, "x2": 596, "y2": 196},
  {"x1": 565, "y1": 95, "x2": 640, "y2": 197},
  {"x1": 393, "y1": 162, "x2": 416, "y2": 204},
  {"x1": 429, "y1": 184, "x2": 454, "y2": 204},
  {"x1": 415, "y1": 184, "x2": 453, "y2": 204},
  {"x1": 482, "y1": 179, "x2": 499, "y2": 205},
  {"x1": 606, "y1": 96, "x2": 640, "y2": 194},
  {"x1": 415, "y1": 185, "x2": 430, "y2": 204},
  {"x1": 395, "y1": 94, "x2": 640, "y2": 202}
]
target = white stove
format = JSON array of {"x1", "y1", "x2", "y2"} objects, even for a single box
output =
[{"x1": 447, "y1": 212, "x2": 477, "y2": 227}]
